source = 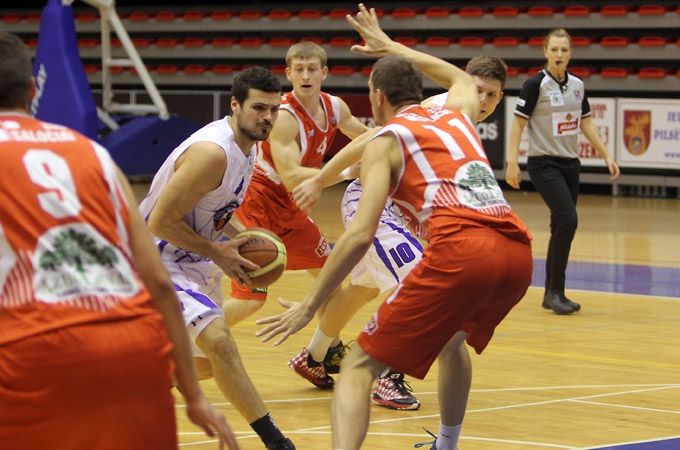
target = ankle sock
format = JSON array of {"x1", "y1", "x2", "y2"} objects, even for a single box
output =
[
  {"x1": 435, "y1": 424, "x2": 461, "y2": 450},
  {"x1": 308, "y1": 327, "x2": 335, "y2": 362}
]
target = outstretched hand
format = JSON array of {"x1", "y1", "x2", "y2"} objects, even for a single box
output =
[
  {"x1": 346, "y1": 3, "x2": 396, "y2": 57},
  {"x1": 255, "y1": 298, "x2": 315, "y2": 346},
  {"x1": 293, "y1": 176, "x2": 323, "y2": 212}
]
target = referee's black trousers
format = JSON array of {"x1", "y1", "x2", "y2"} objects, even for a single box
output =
[{"x1": 527, "y1": 156, "x2": 580, "y2": 294}]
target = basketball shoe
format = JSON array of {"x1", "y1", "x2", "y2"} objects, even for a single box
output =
[
  {"x1": 289, "y1": 347, "x2": 334, "y2": 389},
  {"x1": 323, "y1": 340, "x2": 350, "y2": 374},
  {"x1": 372, "y1": 370, "x2": 420, "y2": 410}
]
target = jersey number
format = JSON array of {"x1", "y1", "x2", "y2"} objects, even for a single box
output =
[
  {"x1": 388, "y1": 242, "x2": 416, "y2": 268},
  {"x1": 23, "y1": 149, "x2": 82, "y2": 219}
]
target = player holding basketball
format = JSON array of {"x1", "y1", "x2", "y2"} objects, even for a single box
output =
[
  {"x1": 0, "y1": 31, "x2": 237, "y2": 450},
  {"x1": 287, "y1": 55, "x2": 509, "y2": 411},
  {"x1": 139, "y1": 67, "x2": 295, "y2": 449},
  {"x1": 257, "y1": 5, "x2": 533, "y2": 450}
]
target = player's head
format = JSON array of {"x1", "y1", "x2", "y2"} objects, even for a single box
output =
[
  {"x1": 466, "y1": 55, "x2": 507, "y2": 121},
  {"x1": 0, "y1": 31, "x2": 33, "y2": 110},
  {"x1": 230, "y1": 66, "x2": 282, "y2": 142},
  {"x1": 368, "y1": 55, "x2": 423, "y2": 125},
  {"x1": 285, "y1": 41, "x2": 329, "y2": 96},
  {"x1": 543, "y1": 28, "x2": 572, "y2": 73}
]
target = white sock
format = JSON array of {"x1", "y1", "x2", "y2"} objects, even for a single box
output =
[
  {"x1": 308, "y1": 327, "x2": 335, "y2": 363},
  {"x1": 435, "y1": 424, "x2": 461, "y2": 450}
]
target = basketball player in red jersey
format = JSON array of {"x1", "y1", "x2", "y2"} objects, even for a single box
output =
[
  {"x1": 256, "y1": 6, "x2": 533, "y2": 450},
  {"x1": 0, "y1": 32, "x2": 237, "y2": 450}
]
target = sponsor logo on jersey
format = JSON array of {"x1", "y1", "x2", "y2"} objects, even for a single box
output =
[{"x1": 315, "y1": 236, "x2": 331, "y2": 258}]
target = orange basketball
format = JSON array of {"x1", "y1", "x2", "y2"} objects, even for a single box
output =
[{"x1": 236, "y1": 228, "x2": 287, "y2": 288}]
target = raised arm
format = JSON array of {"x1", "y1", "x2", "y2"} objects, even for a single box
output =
[{"x1": 346, "y1": 4, "x2": 480, "y2": 120}]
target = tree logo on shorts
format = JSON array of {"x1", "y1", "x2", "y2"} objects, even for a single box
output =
[{"x1": 454, "y1": 161, "x2": 510, "y2": 215}]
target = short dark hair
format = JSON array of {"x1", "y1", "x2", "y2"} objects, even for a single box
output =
[
  {"x1": 231, "y1": 66, "x2": 281, "y2": 105},
  {"x1": 371, "y1": 55, "x2": 423, "y2": 107},
  {"x1": 0, "y1": 31, "x2": 32, "y2": 109},
  {"x1": 466, "y1": 55, "x2": 508, "y2": 89}
]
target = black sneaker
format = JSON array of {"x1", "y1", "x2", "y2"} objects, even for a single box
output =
[
  {"x1": 372, "y1": 370, "x2": 420, "y2": 410},
  {"x1": 266, "y1": 436, "x2": 295, "y2": 450},
  {"x1": 323, "y1": 340, "x2": 351, "y2": 374}
]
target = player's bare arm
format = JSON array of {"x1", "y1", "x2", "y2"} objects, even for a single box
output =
[
  {"x1": 147, "y1": 142, "x2": 257, "y2": 284},
  {"x1": 269, "y1": 109, "x2": 323, "y2": 191},
  {"x1": 256, "y1": 134, "x2": 396, "y2": 345},
  {"x1": 505, "y1": 116, "x2": 528, "y2": 189},
  {"x1": 347, "y1": 4, "x2": 480, "y2": 121}
]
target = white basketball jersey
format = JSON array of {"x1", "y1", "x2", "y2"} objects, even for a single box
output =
[{"x1": 139, "y1": 116, "x2": 256, "y2": 283}]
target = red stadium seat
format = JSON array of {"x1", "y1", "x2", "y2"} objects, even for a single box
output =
[
  {"x1": 527, "y1": 6, "x2": 555, "y2": 17},
  {"x1": 83, "y1": 64, "x2": 99, "y2": 74},
  {"x1": 394, "y1": 36, "x2": 420, "y2": 46},
  {"x1": 563, "y1": 5, "x2": 592, "y2": 17},
  {"x1": 391, "y1": 8, "x2": 418, "y2": 19},
  {"x1": 211, "y1": 37, "x2": 235, "y2": 47},
  {"x1": 458, "y1": 36, "x2": 485, "y2": 47},
  {"x1": 78, "y1": 38, "x2": 98, "y2": 48},
  {"x1": 132, "y1": 37, "x2": 151, "y2": 48},
  {"x1": 1, "y1": 13, "x2": 22, "y2": 23},
  {"x1": 329, "y1": 37, "x2": 355, "y2": 47},
  {"x1": 505, "y1": 66, "x2": 522, "y2": 77},
  {"x1": 637, "y1": 36, "x2": 667, "y2": 47},
  {"x1": 26, "y1": 12, "x2": 41, "y2": 22},
  {"x1": 424, "y1": 37, "x2": 452, "y2": 47},
  {"x1": 127, "y1": 11, "x2": 151, "y2": 22},
  {"x1": 75, "y1": 12, "x2": 98, "y2": 22},
  {"x1": 155, "y1": 37, "x2": 178, "y2": 48},
  {"x1": 182, "y1": 11, "x2": 205, "y2": 21},
  {"x1": 238, "y1": 10, "x2": 262, "y2": 20},
  {"x1": 24, "y1": 38, "x2": 38, "y2": 48},
  {"x1": 268, "y1": 10, "x2": 292, "y2": 20},
  {"x1": 269, "y1": 37, "x2": 295, "y2": 47},
  {"x1": 184, "y1": 64, "x2": 207, "y2": 75},
  {"x1": 360, "y1": 65, "x2": 373, "y2": 76},
  {"x1": 637, "y1": 5, "x2": 667, "y2": 16},
  {"x1": 328, "y1": 8, "x2": 352, "y2": 19},
  {"x1": 156, "y1": 64, "x2": 179, "y2": 75},
  {"x1": 270, "y1": 65, "x2": 287, "y2": 75},
  {"x1": 492, "y1": 6, "x2": 519, "y2": 17},
  {"x1": 182, "y1": 37, "x2": 206, "y2": 48},
  {"x1": 492, "y1": 36, "x2": 520, "y2": 47},
  {"x1": 210, "y1": 10, "x2": 232, "y2": 21},
  {"x1": 528, "y1": 36, "x2": 544, "y2": 47},
  {"x1": 330, "y1": 66, "x2": 355, "y2": 76},
  {"x1": 600, "y1": 5, "x2": 629, "y2": 16},
  {"x1": 211, "y1": 64, "x2": 237, "y2": 74},
  {"x1": 637, "y1": 67, "x2": 667, "y2": 79},
  {"x1": 572, "y1": 36, "x2": 593, "y2": 47},
  {"x1": 239, "y1": 37, "x2": 264, "y2": 48},
  {"x1": 298, "y1": 9, "x2": 323, "y2": 20},
  {"x1": 154, "y1": 11, "x2": 177, "y2": 22},
  {"x1": 527, "y1": 66, "x2": 543, "y2": 77},
  {"x1": 600, "y1": 67, "x2": 628, "y2": 78},
  {"x1": 424, "y1": 7, "x2": 451, "y2": 18},
  {"x1": 600, "y1": 36, "x2": 629, "y2": 48},
  {"x1": 569, "y1": 67, "x2": 593, "y2": 78},
  {"x1": 458, "y1": 7, "x2": 485, "y2": 18},
  {"x1": 302, "y1": 37, "x2": 325, "y2": 45}
]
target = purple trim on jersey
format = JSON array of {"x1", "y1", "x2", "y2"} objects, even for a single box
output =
[
  {"x1": 383, "y1": 220, "x2": 423, "y2": 253},
  {"x1": 158, "y1": 239, "x2": 168, "y2": 253},
  {"x1": 372, "y1": 237, "x2": 400, "y2": 283},
  {"x1": 173, "y1": 283, "x2": 219, "y2": 309}
]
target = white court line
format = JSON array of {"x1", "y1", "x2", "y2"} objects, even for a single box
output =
[
  {"x1": 585, "y1": 434, "x2": 680, "y2": 449},
  {"x1": 570, "y1": 399, "x2": 680, "y2": 415}
]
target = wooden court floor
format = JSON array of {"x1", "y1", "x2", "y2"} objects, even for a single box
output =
[{"x1": 131, "y1": 183, "x2": 680, "y2": 449}]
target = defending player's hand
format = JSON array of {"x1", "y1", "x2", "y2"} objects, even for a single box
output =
[
  {"x1": 213, "y1": 236, "x2": 260, "y2": 286},
  {"x1": 185, "y1": 395, "x2": 240, "y2": 450},
  {"x1": 346, "y1": 4, "x2": 397, "y2": 57},
  {"x1": 255, "y1": 298, "x2": 315, "y2": 346},
  {"x1": 293, "y1": 176, "x2": 323, "y2": 211}
]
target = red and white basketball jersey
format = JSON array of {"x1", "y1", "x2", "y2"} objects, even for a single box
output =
[
  {"x1": 253, "y1": 91, "x2": 341, "y2": 195},
  {"x1": 0, "y1": 113, "x2": 152, "y2": 345},
  {"x1": 376, "y1": 105, "x2": 531, "y2": 242}
]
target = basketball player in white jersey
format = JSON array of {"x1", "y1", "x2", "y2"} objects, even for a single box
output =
[{"x1": 139, "y1": 67, "x2": 295, "y2": 450}]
